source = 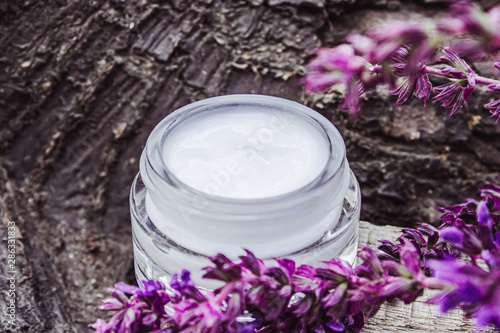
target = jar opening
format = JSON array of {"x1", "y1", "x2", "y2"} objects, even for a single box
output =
[
  {"x1": 159, "y1": 101, "x2": 331, "y2": 199},
  {"x1": 142, "y1": 95, "x2": 347, "y2": 206}
]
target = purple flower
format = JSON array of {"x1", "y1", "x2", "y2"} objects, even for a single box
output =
[
  {"x1": 357, "y1": 238, "x2": 445, "y2": 310},
  {"x1": 477, "y1": 200, "x2": 493, "y2": 228},
  {"x1": 438, "y1": 205, "x2": 483, "y2": 257},
  {"x1": 137, "y1": 280, "x2": 161, "y2": 297},
  {"x1": 345, "y1": 311, "x2": 365, "y2": 333},
  {"x1": 416, "y1": 223, "x2": 440, "y2": 247},
  {"x1": 480, "y1": 182, "x2": 500, "y2": 211},
  {"x1": 486, "y1": 99, "x2": 500, "y2": 124},
  {"x1": 433, "y1": 81, "x2": 467, "y2": 117},
  {"x1": 245, "y1": 267, "x2": 294, "y2": 321},
  {"x1": 388, "y1": 45, "x2": 434, "y2": 107},
  {"x1": 88, "y1": 319, "x2": 118, "y2": 333},
  {"x1": 379, "y1": 277, "x2": 413, "y2": 299},
  {"x1": 433, "y1": 49, "x2": 476, "y2": 117},
  {"x1": 114, "y1": 282, "x2": 142, "y2": 295},
  {"x1": 439, "y1": 227, "x2": 464, "y2": 247},
  {"x1": 99, "y1": 297, "x2": 124, "y2": 311},
  {"x1": 276, "y1": 258, "x2": 296, "y2": 278},
  {"x1": 93, "y1": 294, "x2": 146, "y2": 332},
  {"x1": 339, "y1": 81, "x2": 364, "y2": 117},
  {"x1": 425, "y1": 256, "x2": 500, "y2": 331},
  {"x1": 345, "y1": 34, "x2": 376, "y2": 56},
  {"x1": 390, "y1": 75, "x2": 424, "y2": 106},
  {"x1": 391, "y1": 239, "x2": 444, "y2": 302},
  {"x1": 428, "y1": 258, "x2": 485, "y2": 289},
  {"x1": 414, "y1": 74, "x2": 432, "y2": 105},
  {"x1": 357, "y1": 247, "x2": 384, "y2": 278},
  {"x1": 115, "y1": 280, "x2": 162, "y2": 298},
  {"x1": 171, "y1": 271, "x2": 206, "y2": 304},
  {"x1": 240, "y1": 249, "x2": 266, "y2": 277},
  {"x1": 447, "y1": 3, "x2": 500, "y2": 56},
  {"x1": 326, "y1": 320, "x2": 345, "y2": 331},
  {"x1": 486, "y1": 83, "x2": 500, "y2": 123},
  {"x1": 377, "y1": 223, "x2": 449, "y2": 266},
  {"x1": 172, "y1": 291, "x2": 225, "y2": 329},
  {"x1": 477, "y1": 200, "x2": 494, "y2": 250},
  {"x1": 439, "y1": 198, "x2": 478, "y2": 219},
  {"x1": 377, "y1": 240, "x2": 400, "y2": 261},
  {"x1": 398, "y1": 238, "x2": 421, "y2": 277},
  {"x1": 475, "y1": 305, "x2": 500, "y2": 330},
  {"x1": 203, "y1": 253, "x2": 242, "y2": 282},
  {"x1": 171, "y1": 269, "x2": 195, "y2": 292},
  {"x1": 367, "y1": 21, "x2": 428, "y2": 64},
  {"x1": 398, "y1": 227, "x2": 427, "y2": 248},
  {"x1": 439, "y1": 48, "x2": 477, "y2": 93},
  {"x1": 292, "y1": 264, "x2": 325, "y2": 295},
  {"x1": 322, "y1": 283, "x2": 347, "y2": 308},
  {"x1": 303, "y1": 45, "x2": 367, "y2": 91},
  {"x1": 449, "y1": 2, "x2": 487, "y2": 35},
  {"x1": 302, "y1": 45, "x2": 370, "y2": 116},
  {"x1": 90, "y1": 280, "x2": 175, "y2": 333}
]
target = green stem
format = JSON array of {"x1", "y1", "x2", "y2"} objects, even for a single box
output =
[{"x1": 423, "y1": 65, "x2": 500, "y2": 86}]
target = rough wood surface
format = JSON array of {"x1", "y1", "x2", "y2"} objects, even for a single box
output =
[{"x1": 0, "y1": 0, "x2": 498, "y2": 332}]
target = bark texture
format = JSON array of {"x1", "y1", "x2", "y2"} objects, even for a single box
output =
[{"x1": 0, "y1": 0, "x2": 498, "y2": 331}]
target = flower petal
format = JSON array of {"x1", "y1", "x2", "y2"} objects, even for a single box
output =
[{"x1": 439, "y1": 227, "x2": 464, "y2": 246}]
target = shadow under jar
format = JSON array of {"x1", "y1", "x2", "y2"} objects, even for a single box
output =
[{"x1": 130, "y1": 94, "x2": 361, "y2": 290}]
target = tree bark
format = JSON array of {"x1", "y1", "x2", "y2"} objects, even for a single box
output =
[{"x1": 0, "y1": 0, "x2": 498, "y2": 331}]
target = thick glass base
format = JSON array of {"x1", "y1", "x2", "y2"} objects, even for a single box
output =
[{"x1": 131, "y1": 171, "x2": 361, "y2": 289}]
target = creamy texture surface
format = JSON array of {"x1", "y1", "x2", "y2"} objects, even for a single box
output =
[{"x1": 163, "y1": 108, "x2": 330, "y2": 199}]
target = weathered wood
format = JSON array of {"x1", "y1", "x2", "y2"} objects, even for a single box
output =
[{"x1": 0, "y1": 0, "x2": 498, "y2": 332}]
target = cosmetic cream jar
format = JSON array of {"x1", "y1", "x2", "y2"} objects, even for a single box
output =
[{"x1": 130, "y1": 95, "x2": 361, "y2": 289}]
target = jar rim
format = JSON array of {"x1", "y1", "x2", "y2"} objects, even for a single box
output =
[{"x1": 140, "y1": 94, "x2": 347, "y2": 207}]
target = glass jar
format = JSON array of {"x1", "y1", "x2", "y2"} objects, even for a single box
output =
[{"x1": 130, "y1": 95, "x2": 361, "y2": 289}]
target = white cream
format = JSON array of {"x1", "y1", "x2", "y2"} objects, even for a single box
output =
[{"x1": 163, "y1": 108, "x2": 329, "y2": 199}]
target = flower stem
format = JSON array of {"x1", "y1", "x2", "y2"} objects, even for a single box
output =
[{"x1": 423, "y1": 65, "x2": 500, "y2": 86}]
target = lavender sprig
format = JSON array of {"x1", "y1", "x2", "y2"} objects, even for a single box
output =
[
  {"x1": 377, "y1": 181, "x2": 500, "y2": 330},
  {"x1": 91, "y1": 180, "x2": 500, "y2": 332},
  {"x1": 302, "y1": 2, "x2": 500, "y2": 123},
  {"x1": 90, "y1": 245, "x2": 442, "y2": 333}
]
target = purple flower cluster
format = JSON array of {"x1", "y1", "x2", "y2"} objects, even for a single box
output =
[
  {"x1": 377, "y1": 181, "x2": 500, "y2": 330},
  {"x1": 89, "y1": 280, "x2": 171, "y2": 333},
  {"x1": 302, "y1": 45, "x2": 368, "y2": 116},
  {"x1": 433, "y1": 48, "x2": 476, "y2": 117},
  {"x1": 91, "y1": 181, "x2": 500, "y2": 332},
  {"x1": 428, "y1": 184, "x2": 500, "y2": 329},
  {"x1": 486, "y1": 64, "x2": 500, "y2": 123},
  {"x1": 91, "y1": 245, "x2": 442, "y2": 333},
  {"x1": 443, "y1": 2, "x2": 500, "y2": 59},
  {"x1": 302, "y1": 1, "x2": 500, "y2": 123}
]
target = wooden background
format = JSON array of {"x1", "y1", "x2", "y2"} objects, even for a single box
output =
[{"x1": 0, "y1": 0, "x2": 499, "y2": 331}]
